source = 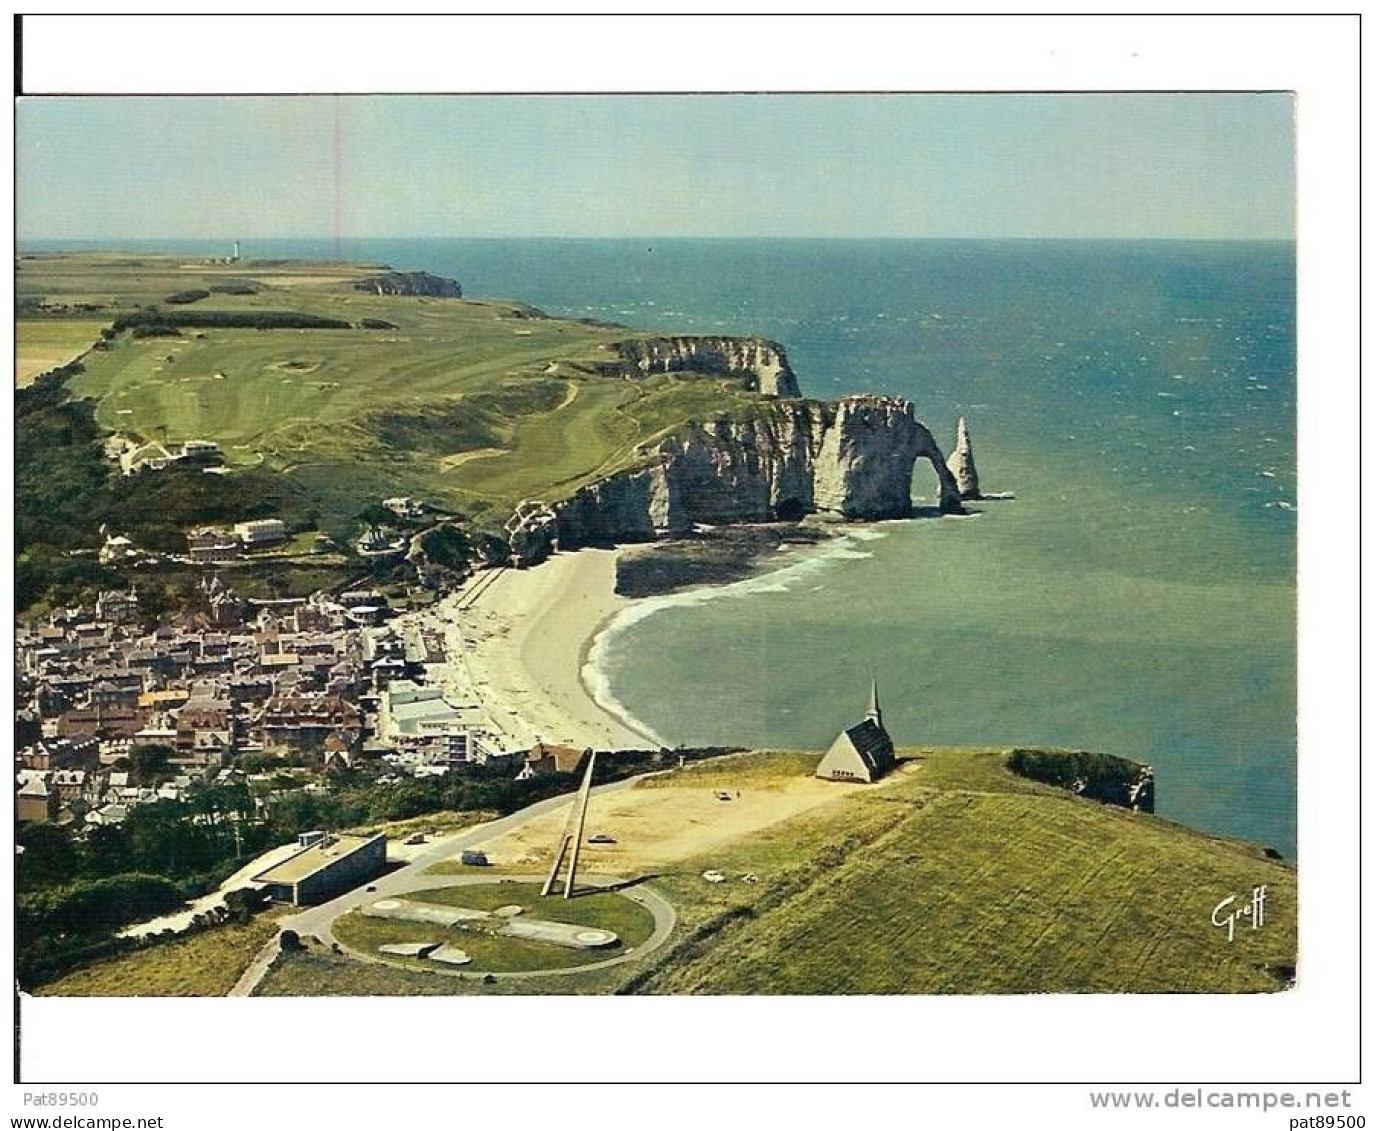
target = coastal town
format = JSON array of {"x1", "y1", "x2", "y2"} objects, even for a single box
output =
[{"x1": 16, "y1": 499, "x2": 622, "y2": 835}]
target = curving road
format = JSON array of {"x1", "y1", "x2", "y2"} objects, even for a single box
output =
[
  {"x1": 328, "y1": 872, "x2": 676, "y2": 982},
  {"x1": 231, "y1": 772, "x2": 674, "y2": 994}
]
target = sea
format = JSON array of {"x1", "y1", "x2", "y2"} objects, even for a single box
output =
[{"x1": 30, "y1": 237, "x2": 1297, "y2": 856}]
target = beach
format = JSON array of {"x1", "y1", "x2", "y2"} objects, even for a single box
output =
[{"x1": 402, "y1": 548, "x2": 661, "y2": 753}]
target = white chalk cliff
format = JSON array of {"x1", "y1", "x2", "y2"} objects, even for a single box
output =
[
  {"x1": 553, "y1": 394, "x2": 964, "y2": 544},
  {"x1": 611, "y1": 336, "x2": 801, "y2": 398}
]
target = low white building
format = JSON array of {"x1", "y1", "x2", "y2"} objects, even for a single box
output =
[
  {"x1": 377, "y1": 680, "x2": 493, "y2": 764},
  {"x1": 377, "y1": 680, "x2": 475, "y2": 738},
  {"x1": 233, "y1": 519, "x2": 287, "y2": 546}
]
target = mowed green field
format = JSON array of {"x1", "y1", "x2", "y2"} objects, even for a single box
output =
[
  {"x1": 332, "y1": 881, "x2": 656, "y2": 973},
  {"x1": 14, "y1": 318, "x2": 106, "y2": 385},
  {"x1": 17, "y1": 253, "x2": 768, "y2": 530},
  {"x1": 629, "y1": 749, "x2": 1296, "y2": 994}
]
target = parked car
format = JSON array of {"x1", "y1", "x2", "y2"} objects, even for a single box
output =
[
  {"x1": 588, "y1": 833, "x2": 616, "y2": 845},
  {"x1": 461, "y1": 850, "x2": 489, "y2": 867},
  {"x1": 702, "y1": 870, "x2": 727, "y2": 884}
]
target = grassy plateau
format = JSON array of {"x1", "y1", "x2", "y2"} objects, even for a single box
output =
[
  {"x1": 16, "y1": 253, "x2": 771, "y2": 534},
  {"x1": 331, "y1": 881, "x2": 656, "y2": 973},
  {"x1": 254, "y1": 748, "x2": 1296, "y2": 996}
]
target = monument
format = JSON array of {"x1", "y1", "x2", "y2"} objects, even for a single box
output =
[{"x1": 541, "y1": 749, "x2": 597, "y2": 898}]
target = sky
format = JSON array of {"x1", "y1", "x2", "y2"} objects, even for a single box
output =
[{"x1": 16, "y1": 94, "x2": 1295, "y2": 241}]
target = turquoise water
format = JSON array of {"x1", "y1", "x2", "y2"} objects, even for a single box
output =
[{"x1": 33, "y1": 238, "x2": 1296, "y2": 854}]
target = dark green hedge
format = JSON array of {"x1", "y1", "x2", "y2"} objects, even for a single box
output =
[
  {"x1": 113, "y1": 309, "x2": 351, "y2": 332},
  {"x1": 1006, "y1": 748, "x2": 1143, "y2": 791},
  {"x1": 163, "y1": 289, "x2": 210, "y2": 305}
]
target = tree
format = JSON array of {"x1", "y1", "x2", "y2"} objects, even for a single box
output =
[
  {"x1": 124, "y1": 799, "x2": 218, "y2": 876},
  {"x1": 17, "y1": 824, "x2": 79, "y2": 890},
  {"x1": 129, "y1": 743, "x2": 174, "y2": 785},
  {"x1": 18, "y1": 873, "x2": 184, "y2": 942},
  {"x1": 225, "y1": 886, "x2": 267, "y2": 923},
  {"x1": 188, "y1": 782, "x2": 254, "y2": 852},
  {"x1": 82, "y1": 823, "x2": 132, "y2": 878},
  {"x1": 355, "y1": 503, "x2": 395, "y2": 529}
]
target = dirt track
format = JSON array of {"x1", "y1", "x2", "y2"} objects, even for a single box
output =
[{"x1": 471, "y1": 776, "x2": 848, "y2": 872}]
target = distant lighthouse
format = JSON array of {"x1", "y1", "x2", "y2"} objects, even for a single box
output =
[{"x1": 231, "y1": 240, "x2": 241, "y2": 262}]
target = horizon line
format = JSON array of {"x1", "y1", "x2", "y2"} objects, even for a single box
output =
[{"x1": 18, "y1": 233, "x2": 1297, "y2": 245}]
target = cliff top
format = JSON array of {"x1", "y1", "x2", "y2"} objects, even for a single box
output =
[
  {"x1": 625, "y1": 746, "x2": 1295, "y2": 995},
  {"x1": 16, "y1": 253, "x2": 812, "y2": 538}
]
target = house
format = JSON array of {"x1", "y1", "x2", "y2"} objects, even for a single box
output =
[
  {"x1": 383, "y1": 496, "x2": 426, "y2": 519},
  {"x1": 322, "y1": 734, "x2": 354, "y2": 771},
  {"x1": 291, "y1": 603, "x2": 332, "y2": 633},
  {"x1": 325, "y1": 660, "x2": 364, "y2": 699},
  {"x1": 255, "y1": 693, "x2": 363, "y2": 753},
  {"x1": 188, "y1": 528, "x2": 243, "y2": 565},
  {"x1": 356, "y1": 524, "x2": 400, "y2": 556},
  {"x1": 337, "y1": 589, "x2": 387, "y2": 611},
  {"x1": 130, "y1": 718, "x2": 178, "y2": 755},
  {"x1": 16, "y1": 772, "x2": 57, "y2": 824},
  {"x1": 179, "y1": 439, "x2": 222, "y2": 462},
  {"x1": 517, "y1": 742, "x2": 588, "y2": 779},
  {"x1": 369, "y1": 655, "x2": 409, "y2": 689},
  {"x1": 21, "y1": 735, "x2": 101, "y2": 773},
  {"x1": 86, "y1": 803, "x2": 129, "y2": 826},
  {"x1": 137, "y1": 688, "x2": 192, "y2": 716},
  {"x1": 815, "y1": 681, "x2": 896, "y2": 784},
  {"x1": 225, "y1": 676, "x2": 274, "y2": 705},
  {"x1": 57, "y1": 705, "x2": 144, "y2": 740},
  {"x1": 175, "y1": 697, "x2": 235, "y2": 761},
  {"x1": 99, "y1": 735, "x2": 136, "y2": 765},
  {"x1": 99, "y1": 534, "x2": 143, "y2": 566},
  {"x1": 344, "y1": 603, "x2": 389, "y2": 627},
  {"x1": 52, "y1": 769, "x2": 93, "y2": 809},
  {"x1": 35, "y1": 682, "x2": 77, "y2": 717},
  {"x1": 89, "y1": 679, "x2": 140, "y2": 709},
  {"x1": 94, "y1": 589, "x2": 140, "y2": 624}
]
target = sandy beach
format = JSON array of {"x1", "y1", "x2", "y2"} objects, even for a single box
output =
[{"x1": 400, "y1": 549, "x2": 661, "y2": 753}]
